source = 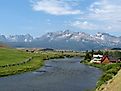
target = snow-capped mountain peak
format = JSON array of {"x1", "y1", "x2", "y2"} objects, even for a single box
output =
[{"x1": 0, "y1": 31, "x2": 121, "y2": 50}]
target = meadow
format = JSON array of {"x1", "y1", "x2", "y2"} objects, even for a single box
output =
[{"x1": 0, "y1": 47, "x2": 84, "y2": 77}]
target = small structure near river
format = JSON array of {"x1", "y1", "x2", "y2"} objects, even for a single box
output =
[
  {"x1": 90, "y1": 54, "x2": 121, "y2": 64},
  {"x1": 90, "y1": 54, "x2": 103, "y2": 64}
]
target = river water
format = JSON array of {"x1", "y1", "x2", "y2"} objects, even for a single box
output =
[{"x1": 0, "y1": 58, "x2": 102, "y2": 91}]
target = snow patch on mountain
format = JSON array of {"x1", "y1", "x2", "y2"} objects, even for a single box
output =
[{"x1": 0, "y1": 30, "x2": 121, "y2": 50}]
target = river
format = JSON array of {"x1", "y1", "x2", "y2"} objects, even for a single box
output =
[{"x1": 0, "y1": 58, "x2": 102, "y2": 91}]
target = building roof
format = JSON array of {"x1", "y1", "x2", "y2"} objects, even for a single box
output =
[
  {"x1": 93, "y1": 54, "x2": 103, "y2": 58},
  {"x1": 101, "y1": 55, "x2": 110, "y2": 63},
  {"x1": 101, "y1": 56, "x2": 109, "y2": 61}
]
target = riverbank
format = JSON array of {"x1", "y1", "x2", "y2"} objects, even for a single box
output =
[
  {"x1": 0, "y1": 56, "x2": 44, "y2": 77},
  {"x1": 0, "y1": 58, "x2": 102, "y2": 91},
  {"x1": 96, "y1": 69, "x2": 121, "y2": 91},
  {"x1": 0, "y1": 48, "x2": 84, "y2": 77},
  {"x1": 81, "y1": 61, "x2": 121, "y2": 90}
]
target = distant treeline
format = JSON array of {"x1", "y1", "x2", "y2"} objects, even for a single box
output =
[{"x1": 111, "y1": 48, "x2": 121, "y2": 50}]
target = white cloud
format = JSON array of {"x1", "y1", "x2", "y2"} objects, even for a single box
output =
[
  {"x1": 72, "y1": 0, "x2": 121, "y2": 32},
  {"x1": 31, "y1": 0, "x2": 81, "y2": 15},
  {"x1": 31, "y1": 0, "x2": 121, "y2": 32},
  {"x1": 72, "y1": 21, "x2": 98, "y2": 30},
  {"x1": 88, "y1": 0, "x2": 121, "y2": 32},
  {"x1": 88, "y1": 0, "x2": 121, "y2": 21}
]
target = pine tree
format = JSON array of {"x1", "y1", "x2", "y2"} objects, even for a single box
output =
[{"x1": 84, "y1": 50, "x2": 91, "y2": 61}]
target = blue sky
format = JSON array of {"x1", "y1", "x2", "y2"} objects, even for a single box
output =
[{"x1": 0, "y1": 0, "x2": 121, "y2": 36}]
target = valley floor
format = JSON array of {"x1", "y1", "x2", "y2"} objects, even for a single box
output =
[
  {"x1": 96, "y1": 69, "x2": 121, "y2": 91},
  {"x1": 0, "y1": 48, "x2": 84, "y2": 77}
]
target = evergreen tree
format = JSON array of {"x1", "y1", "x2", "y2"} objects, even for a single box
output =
[
  {"x1": 97, "y1": 50, "x2": 103, "y2": 55},
  {"x1": 104, "y1": 51, "x2": 109, "y2": 56},
  {"x1": 84, "y1": 50, "x2": 91, "y2": 61},
  {"x1": 91, "y1": 49, "x2": 94, "y2": 57}
]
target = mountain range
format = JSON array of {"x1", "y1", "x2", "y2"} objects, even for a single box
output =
[{"x1": 0, "y1": 30, "x2": 121, "y2": 50}]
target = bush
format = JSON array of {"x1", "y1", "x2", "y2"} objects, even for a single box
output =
[
  {"x1": 101, "y1": 73, "x2": 113, "y2": 82},
  {"x1": 95, "y1": 63, "x2": 121, "y2": 88},
  {"x1": 80, "y1": 60, "x2": 90, "y2": 63},
  {"x1": 96, "y1": 80, "x2": 105, "y2": 88},
  {"x1": 106, "y1": 68, "x2": 119, "y2": 75}
]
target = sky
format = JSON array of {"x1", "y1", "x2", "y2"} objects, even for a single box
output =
[{"x1": 0, "y1": 0, "x2": 121, "y2": 36}]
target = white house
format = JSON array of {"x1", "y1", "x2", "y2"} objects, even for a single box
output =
[{"x1": 90, "y1": 54, "x2": 103, "y2": 64}]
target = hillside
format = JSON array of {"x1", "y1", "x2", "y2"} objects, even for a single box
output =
[{"x1": 97, "y1": 69, "x2": 121, "y2": 91}]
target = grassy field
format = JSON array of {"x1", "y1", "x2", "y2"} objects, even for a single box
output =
[
  {"x1": 0, "y1": 48, "x2": 32, "y2": 65},
  {"x1": 0, "y1": 47, "x2": 84, "y2": 77},
  {"x1": 0, "y1": 56, "x2": 44, "y2": 76}
]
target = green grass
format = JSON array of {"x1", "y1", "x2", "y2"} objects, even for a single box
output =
[
  {"x1": 83, "y1": 62, "x2": 121, "y2": 89},
  {"x1": 0, "y1": 48, "x2": 84, "y2": 77},
  {"x1": 94, "y1": 63, "x2": 121, "y2": 89},
  {"x1": 0, "y1": 48, "x2": 32, "y2": 65},
  {"x1": 0, "y1": 56, "x2": 44, "y2": 76}
]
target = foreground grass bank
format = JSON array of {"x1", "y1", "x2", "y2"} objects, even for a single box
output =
[
  {"x1": 0, "y1": 48, "x2": 84, "y2": 77},
  {"x1": 96, "y1": 69, "x2": 121, "y2": 91},
  {"x1": 81, "y1": 61, "x2": 121, "y2": 90},
  {"x1": 90, "y1": 63, "x2": 121, "y2": 88}
]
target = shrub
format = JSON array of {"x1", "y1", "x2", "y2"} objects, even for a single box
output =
[
  {"x1": 101, "y1": 73, "x2": 113, "y2": 82},
  {"x1": 106, "y1": 69, "x2": 118, "y2": 76}
]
